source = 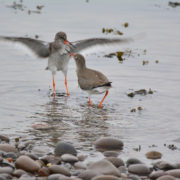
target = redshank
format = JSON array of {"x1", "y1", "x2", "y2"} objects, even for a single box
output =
[
  {"x1": 0, "y1": 32, "x2": 130, "y2": 96},
  {"x1": 72, "y1": 53, "x2": 111, "y2": 108}
]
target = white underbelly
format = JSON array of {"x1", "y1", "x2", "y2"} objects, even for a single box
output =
[
  {"x1": 48, "y1": 53, "x2": 70, "y2": 74},
  {"x1": 85, "y1": 86, "x2": 111, "y2": 96}
]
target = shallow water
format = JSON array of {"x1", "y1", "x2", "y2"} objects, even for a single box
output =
[{"x1": 0, "y1": 0, "x2": 180, "y2": 164}]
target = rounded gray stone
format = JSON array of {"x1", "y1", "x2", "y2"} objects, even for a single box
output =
[
  {"x1": 128, "y1": 164, "x2": 151, "y2": 176},
  {"x1": 157, "y1": 175, "x2": 176, "y2": 180},
  {"x1": 95, "y1": 137, "x2": 123, "y2": 151},
  {"x1": 54, "y1": 141, "x2": 77, "y2": 156}
]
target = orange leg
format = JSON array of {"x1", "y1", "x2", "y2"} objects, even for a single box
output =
[
  {"x1": 99, "y1": 90, "x2": 109, "y2": 108},
  {"x1": 89, "y1": 97, "x2": 92, "y2": 106},
  {"x1": 65, "y1": 76, "x2": 70, "y2": 96},
  {"x1": 53, "y1": 76, "x2": 56, "y2": 95}
]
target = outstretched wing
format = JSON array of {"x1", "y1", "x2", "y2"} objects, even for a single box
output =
[
  {"x1": 70, "y1": 38, "x2": 132, "y2": 54},
  {"x1": 0, "y1": 36, "x2": 50, "y2": 58}
]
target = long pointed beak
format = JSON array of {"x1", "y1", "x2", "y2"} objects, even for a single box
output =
[
  {"x1": 64, "y1": 40, "x2": 70, "y2": 46},
  {"x1": 66, "y1": 49, "x2": 75, "y2": 57}
]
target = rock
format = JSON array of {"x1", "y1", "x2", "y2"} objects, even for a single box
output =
[
  {"x1": 54, "y1": 141, "x2": 77, "y2": 156},
  {"x1": 78, "y1": 170, "x2": 99, "y2": 180},
  {"x1": 103, "y1": 151, "x2": 119, "y2": 157},
  {"x1": 105, "y1": 157, "x2": 124, "y2": 167},
  {"x1": 47, "y1": 174, "x2": 66, "y2": 180},
  {"x1": 3, "y1": 152, "x2": 17, "y2": 160},
  {"x1": 88, "y1": 159, "x2": 120, "y2": 176},
  {"x1": 31, "y1": 146, "x2": 51, "y2": 157},
  {"x1": 15, "y1": 155, "x2": 40, "y2": 173},
  {"x1": 40, "y1": 155, "x2": 61, "y2": 165},
  {"x1": 128, "y1": 164, "x2": 151, "y2": 176},
  {"x1": 127, "y1": 174, "x2": 142, "y2": 180},
  {"x1": 95, "y1": 137, "x2": 123, "y2": 151},
  {"x1": 92, "y1": 175, "x2": 120, "y2": 180},
  {"x1": 48, "y1": 165, "x2": 71, "y2": 176},
  {"x1": 25, "y1": 153, "x2": 39, "y2": 160},
  {"x1": 77, "y1": 154, "x2": 87, "y2": 161},
  {"x1": 166, "y1": 169, "x2": 180, "y2": 178},
  {"x1": 0, "y1": 144, "x2": 17, "y2": 152},
  {"x1": 74, "y1": 162, "x2": 87, "y2": 169},
  {"x1": 118, "y1": 166, "x2": 127, "y2": 174},
  {"x1": 157, "y1": 175, "x2": 176, "y2": 180},
  {"x1": 126, "y1": 158, "x2": 143, "y2": 167},
  {"x1": 13, "y1": 169, "x2": 27, "y2": 177},
  {"x1": 146, "y1": 151, "x2": 162, "y2": 160},
  {"x1": 153, "y1": 161, "x2": 175, "y2": 170},
  {"x1": 149, "y1": 170, "x2": 167, "y2": 180},
  {"x1": 19, "y1": 174, "x2": 36, "y2": 180},
  {"x1": 61, "y1": 154, "x2": 78, "y2": 163},
  {"x1": 0, "y1": 167, "x2": 14, "y2": 174},
  {"x1": 38, "y1": 167, "x2": 50, "y2": 176},
  {"x1": 0, "y1": 175, "x2": 6, "y2": 180},
  {"x1": 0, "y1": 135, "x2": 9, "y2": 142}
]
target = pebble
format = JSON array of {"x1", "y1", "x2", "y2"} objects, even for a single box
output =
[
  {"x1": 0, "y1": 135, "x2": 9, "y2": 142},
  {"x1": 88, "y1": 159, "x2": 120, "y2": 176},
  {"x1": 40, "y1": 154, "x2": 61, "y2": 165},
  {"x1": 105, "y1": 157, "x2": 124, "y2": 167},
  {"x1": 153, "y1": 161, "x2": 175, "y2": 170},
  {"x1": 78, "y1": 169, "x2": 99, "y2": 180},
  {"x1": 13, "y1": 169, "x2": 27, "y2": 177},
  {"x1": 0, "y1": 167, "x2": 14, "y2": 174},
  {"x1": 157, "y1": 175, "x2": 176, "y2": 180},
  {"x1": 95, "y1": 137, "x2": 123, "y2": 151},
  {"x1": 128, "y1": 164, "x2": 151, "y2": 176},
  {"x1": 166, "y1": 169, "x2": 180, "y2": 178},
  {"x1": 15, "y1": 155, "x2": 41, "y2": 173},
  {"x1": 61, "y1": 154, "x2": 78, "y2": 163},
  {"x1": 54, "y1": 141, "x2": 77, "y2": 156},
  {"x1": 126, "y1": 158, "x2": 143, "y2": 167},
  {"x1": 149, "y1": 170, "x2": 167, "y2": 180},
  {"x1": 92, "y1": 175, "x2": 120, "y2": 180},
  {"x1": 38, "y1": 167, "x2": 50, "y2": 176},
  {"x1": 0, "y1": 144, "x2": 17, "y2": 152},
  {"x1": 47, "y1": 174, "x2": 67, "y2": 180},
  {"x1": 48, "y1": 164, "x2": 71, "y2": 176},
  {"x1": 74, "y1": 162, "x2": 87, "y2": 169},
  {"x1": 31, "y1": 146, "x2": 51, "y2": 157},
  {"x1": 146, "y1": 151, "x2": 162, "y2": 159},
  {"x1": 103, "y1": 151, "x2": 119, "y2": 157}
]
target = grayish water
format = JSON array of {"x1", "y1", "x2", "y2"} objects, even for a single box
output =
[{"x1": 0, "y1": 0, "x2": 180, "y2": 163}]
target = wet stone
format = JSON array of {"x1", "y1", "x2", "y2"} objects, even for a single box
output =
[
  {"x1": 88, "y1": 159, "x2": 120, "y2": 176},
  {"x1": 0, "y1": 175, "x2": 6, "y2": 180},
  {"x1": 126, "y1": 158, "x2": 143, "y2": 167},
  {"x1": 54, "y1": 141, "x2": 77, "y2": 156},
  {"x1": 31, "y1": 146, "x2": 51, "y2": 157},
  {"x1": 103, "y1": 151, "x2": 119, "y2": 157},
  {"x1": 0, "y1": 144, "x2": 17, "y2": 152},
  {"x1": 25, "y1": 153, "x2": 39, "y2": 160},
  {"x1": 19, "y1": 174, "x2": 36, "y2": 180},
  {"x1": 40, "y1": 154, "x2": 61, "y2": 165},
  {"x1": 3, "y1": 152, "x2": 17, "y2": 160},
  {"x1": 128, "y1": 164, "x2": 151, "y2": 176},
  {"x1": 146, "y1": 151, "x2": 162, "y2": 160},
  {"x1": 128, "y1": 174, "x2": 142, "y2": 180},
  {"x1": 13, "y1": 169, "x2": 27, "y2": 177},
  {"x1": 0, "y1": 166, "x2": 14, "y2": 174},
  {"x1": 92, "y1": 175, "x2": 120, "y2": 180},
  {"x1": 153, "y1": 161, "x2": 175, "y2": 170},
  {"x1": 61, "y1": 154, "x2": 78, "y2": 163},
  {"x1": 38, "y1": 167, "x2": 50, "y2": 176},
  {"x1": 118, "y1": 166, "x2": 127, "y2": 174},
  {"x1": 0, "y1": 135, "x2": 9, "y2": 143},
  {"x1": 149, "y1": 170, "x2": 167, "y2": 180},
  {"x1": 78, "y1": 170, "x2": 99, "y2": 180},
  {"x1": 0, "y1": 174, "x2": 12, "y2": 180},
  {"x1": 77, "y1": 154, "x2": 87, "y2": 161},
  {"x1": 95, "y1": 137, "x2": 123, "y2": 151},
  {"x1": 74, "y1": 162, "x2": 87, "y2": 169},
  {"x1": 105, "y1": 157, "x2": 124, "y2": 167},
  {"x1": 166, "y1": 169, "x2": 180, "y2": 178},
  {"x1": 47, "y1": 174, "x2": 66, "y2": 180},
  {"x1": 157, "y1": 175, "x2": 176, "y2": 180},
  {"x1": 48, "y1": 164, "x2": 71, "y2": 176},
  {"x1": 15, "y1": 155, "x2": 41, "y2": 173}
]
